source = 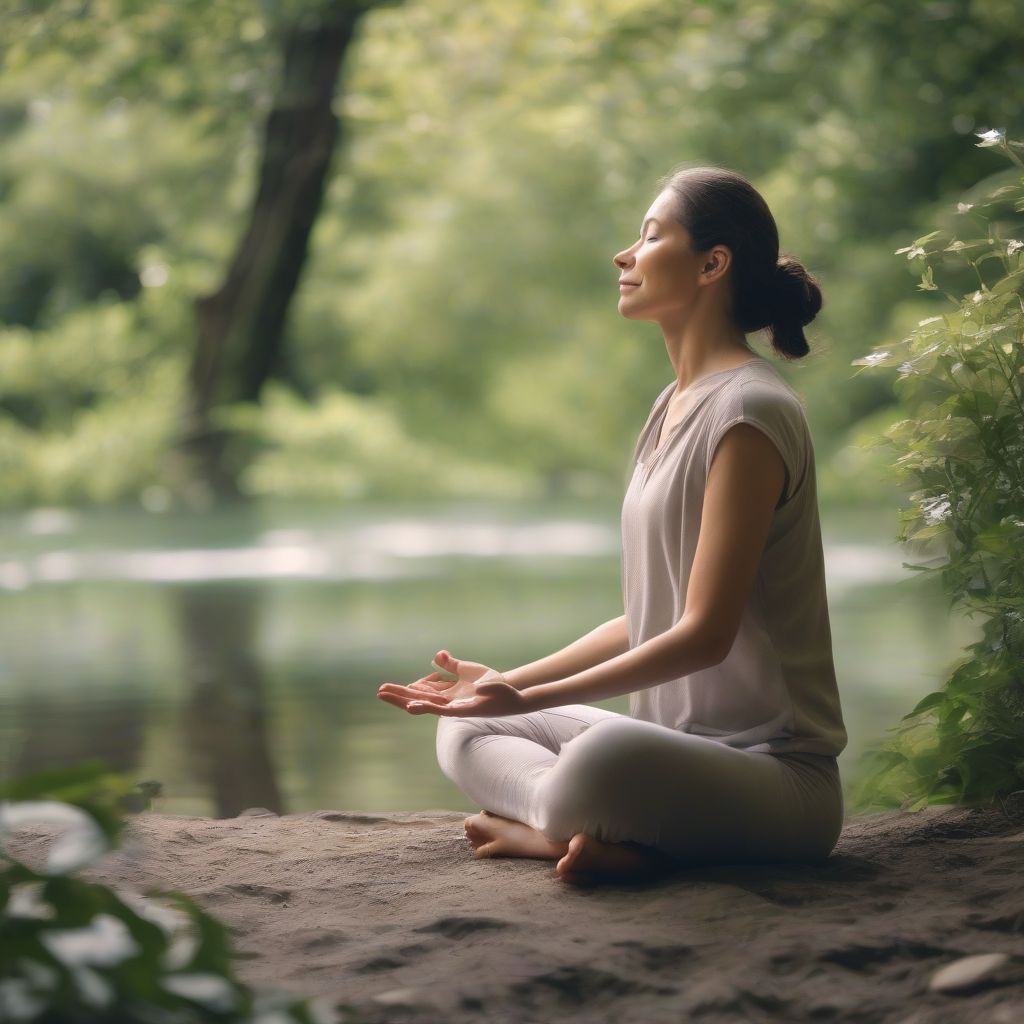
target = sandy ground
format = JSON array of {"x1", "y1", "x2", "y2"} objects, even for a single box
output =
[{"x1": 8, "y1": 802, "x2": 1024, "y2": 1024}]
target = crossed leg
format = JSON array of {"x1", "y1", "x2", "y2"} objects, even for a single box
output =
[{"x1": 436, "y1": 705, "x2": 843, "y2": 886}]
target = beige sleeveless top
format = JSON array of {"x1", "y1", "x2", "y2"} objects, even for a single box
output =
[{"x1": 620, "y1": 357, "x2": 848, "y2": 758}]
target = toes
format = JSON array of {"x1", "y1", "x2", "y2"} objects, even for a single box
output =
[
  {"x1": 554, "y1": 835, "x2": 586, "y2": 876},
  {"x1": 464, "y1": 816, "x2": 490, "y2": 846}
]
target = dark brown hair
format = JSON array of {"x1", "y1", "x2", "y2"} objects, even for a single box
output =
[{"x1": 655, "y1": 164, "x2": 822, "y2": 360}]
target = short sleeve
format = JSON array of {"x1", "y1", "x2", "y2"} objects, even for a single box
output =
[{"x1": 704, "y1": 380, "x2": 807, "y2": 508}]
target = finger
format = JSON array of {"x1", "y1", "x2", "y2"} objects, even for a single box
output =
[
  {"x1": 407, "y1": 691, "x2": 451, "y2": 706},
  {"x1": 378, "y1": 683, "x2": 422, "y2": 695},
  {"x1": 408, "y1": 673, "x2": 444, "y2": 687},
  {"x1": 409, "y1": 680, "x2": 446, "y2": 693},
  {"x1": 430, "y1": 654, "x2": 459, "y2": 683},
  {"x1": 378, "y1": 691, "x2": 411, "y2": 711},
  {"x1": 435, "y1": 650, "x2": 459, "y2": 671},
  {"x1": 380, "y1": 683, "x2": 447, "y2": 701},
  {"x1": 408, "y1": 698, "x2": 479, "y2": 716},
  {"x1": 379, "y1": 688, "x2": 450, "y2": 709}
]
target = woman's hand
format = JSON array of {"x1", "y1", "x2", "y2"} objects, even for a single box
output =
[{"x1": 377, "y1": 649, "x2": 529, "y2": 718}]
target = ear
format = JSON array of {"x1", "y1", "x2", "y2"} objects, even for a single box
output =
[{"x1": 701, "y1": 245, "x2": 732, "y2": 281}]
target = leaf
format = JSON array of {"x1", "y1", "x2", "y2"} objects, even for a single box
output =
[
  {"x1": 899, "y1": 794, "x2": 929, "y2": 812},
  {"x1": 906, "y1": 691, "x2": 946, "y2": 717}
]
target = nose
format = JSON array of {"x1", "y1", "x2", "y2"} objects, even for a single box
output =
[{"x1": 613, "y1": 244, "x2": 635, "y2": 271}]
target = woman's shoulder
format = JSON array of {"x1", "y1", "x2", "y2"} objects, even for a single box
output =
[
  {"x1": 720, "y1": 361, "x2": 808, "y2": 420},
  {"x1": 701, "y1": 364, "x2": 810, "y2": 455}
]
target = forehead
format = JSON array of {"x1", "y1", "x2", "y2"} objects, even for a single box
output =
[{"x1": 642, "y1": 190, "x2": 677, "y2": 228}]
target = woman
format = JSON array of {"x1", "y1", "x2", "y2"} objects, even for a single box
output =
[{"x1": 378, "y1": 165, "x2": 848, "y2": 887}]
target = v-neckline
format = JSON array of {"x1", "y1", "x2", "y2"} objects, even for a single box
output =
[{"x1": 640, "y1": 357, "x2": 766, "y2": 477}]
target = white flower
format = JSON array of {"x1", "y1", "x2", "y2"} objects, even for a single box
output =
[
  {"x1": 852, "y1": 351, "x2": 890, "y2": 366},
  {"x1": 957, "y1": 202, "x2": 974, "y2": 213},
  {"x1": 894, "y1": 244, "x2": 927, "y2": 259},
  {"x1": 921, "y1": 496, "x2": 951, "y2": 525},
  {"x1": 1007, "y1": 240, "x2": 1023, "y2": 256},
  {"x1": 975, "y1": 128, "x2": 1006, "y2": 147}
]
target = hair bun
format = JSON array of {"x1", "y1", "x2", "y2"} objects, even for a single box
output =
[{"x1": 773, "y1": 256, "x2": 822, "y2": 327}]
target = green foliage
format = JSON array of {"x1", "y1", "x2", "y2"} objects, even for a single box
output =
[
  {"x1": 0, "y1": 295, "x2": 188, "y2": 506},
  {"x1": 847, "y1": 129, "x2": 1024, "y2": 813},
  {"x1": 215, "y1": 381, "x2": 531, "y2": 500},
  {"x1": 0, "y1": 762, "x2": 340, "y2": 1024},
  {"x1": 1, "y1": 1, "x2": 1023, "y2": 506}
]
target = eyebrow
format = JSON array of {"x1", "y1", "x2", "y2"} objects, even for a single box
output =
[{"x1": 641, "y1": 217, "x2": 661, "y2": 233}]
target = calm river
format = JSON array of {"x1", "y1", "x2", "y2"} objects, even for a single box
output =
[{"x1": 0, "y1": 498, "x2": 973, "y2": 817}]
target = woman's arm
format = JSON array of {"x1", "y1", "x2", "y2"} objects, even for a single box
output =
[
  {"x1": 520, "y1": 421, "x2": 786, "y2": 712},
  {"x1": 502, "y1": 614, "x2": 630, "y2": 692}
]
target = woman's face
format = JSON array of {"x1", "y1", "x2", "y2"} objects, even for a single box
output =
[{"x1": 613, "y1": 189, "x2": 721, "y2": 323}]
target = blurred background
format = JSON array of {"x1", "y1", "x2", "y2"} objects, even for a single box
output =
[{"x1": 0, "y1": 0, "x2": 1019, "y2": 816}]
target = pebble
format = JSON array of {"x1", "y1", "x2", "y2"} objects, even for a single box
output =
[
  {"x1": 371, "y1": 987, "x2": 421, "y2": 1007},
  {"x1": 237, "y1": 807, "x2": 278, "y2": 817},
  {"x1": 928, "y1": 952, "x2": 1009, "y2": 993}
]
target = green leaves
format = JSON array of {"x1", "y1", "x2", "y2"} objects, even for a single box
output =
[
  {"x1": 848, "y1": 132, "x2": 1024, "y2": 814},
  {"x1": 0, "y1": 765, "x2": 337, "y2": 1023}
]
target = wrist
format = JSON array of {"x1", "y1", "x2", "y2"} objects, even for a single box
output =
[
  {"x1": 499, "y1": 667, "x2": 528, "y2": 691},
  {"x1": 514, "y1": 679, "x2": 554, "y2": 712},
  {"x1": 478, "y1": 668, "x2": 509, "y2": 686}
]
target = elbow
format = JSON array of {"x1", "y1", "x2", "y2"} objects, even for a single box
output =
[
  {"x1": 677, "y1": 614, "x2": 733, "y2": 669},
  {"x1": 706, "y1": 633, "x2": 732, "y2": 668}
]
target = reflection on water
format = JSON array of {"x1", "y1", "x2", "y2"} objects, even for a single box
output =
[
  {"x1": 175, "y1": 584, "x2": 284, "y2": 818},
  {"x1": 0, "y1": 499, "x2": 978, "y2": 816}
]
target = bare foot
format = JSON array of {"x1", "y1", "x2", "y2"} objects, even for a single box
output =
[
  {"x1": 463, "y1": 811, "x2": 569, "y2": 860},
  {"x1": 554, "y1": 832, "x2": 676, "y2": 887}
]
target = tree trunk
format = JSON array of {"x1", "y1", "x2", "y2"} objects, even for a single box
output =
[{"x1": 177, "y1": 4, "x2": 371, "y2": 503}]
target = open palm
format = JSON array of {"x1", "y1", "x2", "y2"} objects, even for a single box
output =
[{"x1": 377, "y1": 649, "x2": 528, "y2": 717}]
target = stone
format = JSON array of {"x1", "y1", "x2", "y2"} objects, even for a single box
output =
[
  {"x1": 928, "y1": 952, "x2": 1009, "y2": 993},
  {"x1": 371, "y1": 987, "x2": 421, "y2": 1007}
]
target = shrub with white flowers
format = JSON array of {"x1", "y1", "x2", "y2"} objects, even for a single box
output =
[{"x1": 848, "y1": 128, "x2": 1024, "y2": 813}]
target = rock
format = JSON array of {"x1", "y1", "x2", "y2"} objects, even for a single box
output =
[
  {"x1": 928, "y1": 952, "x2": 1009, "y2": 993},
  {"x1": 371, "y1": 987, "x2": 421, "y2": 1007},
  {"x1": 237, "y1": 807, "x2": 278, "y2": 817}
]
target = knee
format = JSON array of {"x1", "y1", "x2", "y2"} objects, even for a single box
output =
[
  {"x1": 434, "y1": 715, "x2": 487, "y2": 782},
  {"x1": 557, "y1": 717, "x2": 657, "y2": 783},
  {"x1": 536, "y1": 719, "x2": 653, "y2": 838}
]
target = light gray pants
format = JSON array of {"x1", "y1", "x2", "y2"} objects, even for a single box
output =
[{"x1": 436, "y1": 703, "x2": 845, "y2": 865}]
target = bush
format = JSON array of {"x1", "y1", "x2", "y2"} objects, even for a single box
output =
[
  {"x1": 0, "y1": 761, "x2": 339, "y2": 1024},
  {"x1": 846, "y1": 128, "x2": 1024, "y2": 812}
]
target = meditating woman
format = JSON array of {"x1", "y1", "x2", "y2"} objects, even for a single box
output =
[{"x1": 377, "y1": 164, "x2": 848, "y2": 887}]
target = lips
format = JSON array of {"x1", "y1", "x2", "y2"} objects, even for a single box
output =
[{"x1": 619, "y1": 281, "x2": 639, "y2": 288}]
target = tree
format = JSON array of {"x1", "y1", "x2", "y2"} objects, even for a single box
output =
[{"x1": 181, "y1": 0, "x2": 402, "y2": 500}]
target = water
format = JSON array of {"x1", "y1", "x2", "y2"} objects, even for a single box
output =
[{"x1": 0, "y1": 498, "x2": 976, "y2": 816}]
